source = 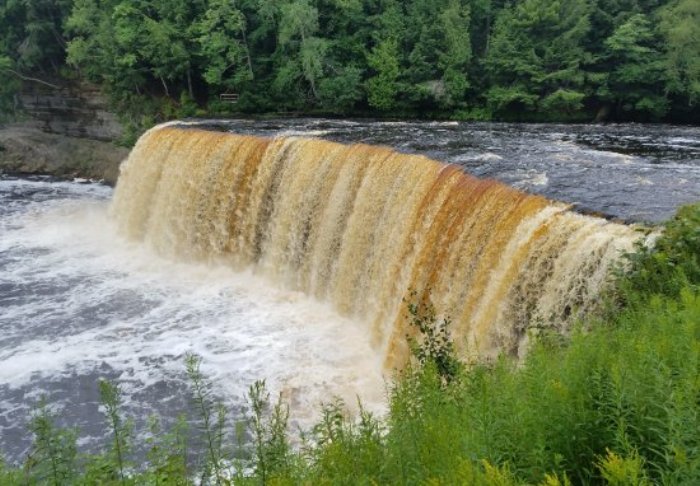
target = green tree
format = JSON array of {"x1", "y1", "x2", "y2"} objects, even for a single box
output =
[
  {"x1": 0, "y1": 0, "x2": 71, "y2": 118},
  {"x1": 485, "y1": 0, "x2": 591, "y2": 119},
  {"x1": 600, "y1": 13, "x2": 668, "y2": 119},
  {"x1": 0, "y1": 55, "x2": 21, "y2": 118},
  {"x1": 437, "y1": 0, "x2": 471, "y2": 107},
  {"x1": 365, "y1": 0, "x2": 403, "y2": 111},
  {"x1": 272, "y1": 0, "x2": 329, "y2": 104},
  {"x1": 66, "y1": 0, "x2": 143, "y2": 95},
  {"x1": 195, "y1": 0, "x2": 253, "y2": 93},
  {"x1": 2, "y1": 0, "x2": 695, "y2": 123},
  {"x1": 366, "y1": 37, "x2": 401, "y2": 111},
  {"x1": 318, "y1": 65, "x2": 364, "y2": 113},
  {"x1": 140, "y1": 0, "x2": 199, "y2": 99},
  {"x1": 659, "y1": 0, "x2": 700, "y2": 109},
  {"x1": 6, "y1": 0, "x2": 72, "y2": 73},
  {"x1": 314, "y1": 0, "x2": 367, "y2": 113},
  {"x1": 67, "y1": 0, "x2": 205, "y2": 124},
  {"x1": 392, "y1": 0, "x2": 473, "y2": 110}
]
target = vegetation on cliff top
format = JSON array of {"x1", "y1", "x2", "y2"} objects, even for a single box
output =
[
  {"x1": 1, "y1": 0, "x2": 698, "y2": 131},
  {"x1": 1, "y1": 202, "x2": 699, "y2": 485}
]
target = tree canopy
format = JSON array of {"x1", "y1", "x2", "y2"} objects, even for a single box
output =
[{"x1": 0, "y1": 0, "x2": 697, "y2": 124}]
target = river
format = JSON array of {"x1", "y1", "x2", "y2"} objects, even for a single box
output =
[
  {"x1": 0, "y1": 120, "x2": 698, "y2": 463},
  {"x1": 193, "y1": 119, "x2": 700, "y2": 222}
]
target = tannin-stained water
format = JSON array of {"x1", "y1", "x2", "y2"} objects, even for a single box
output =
[{"x1": 113, "y1": 126, "x2": 639, "y2": 367}]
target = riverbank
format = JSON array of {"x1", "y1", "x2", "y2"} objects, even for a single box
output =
[{"x1": 0, "y1": 124, "x2": 128, "y2": 184}]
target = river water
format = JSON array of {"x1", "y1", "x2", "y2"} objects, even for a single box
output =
[
  {"x1": 0, "y1": 176, "x2": 384, "y2": 463},
  {"x1": 194, "y1": 119, "x2": 700, "y2": 222},
  {"x1": 1, "y1": 120, "x2": 698, "y2": 463}
]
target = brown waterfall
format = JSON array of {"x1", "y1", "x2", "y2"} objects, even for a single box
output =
[{"x1": 111, "y1": 125, "x2": 638, "y2": 367}]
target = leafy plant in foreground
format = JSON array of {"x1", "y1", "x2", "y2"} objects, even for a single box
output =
[
  {"x1": 143, "y1": 414, "x2": 190, "y2": 485},
  {"x1": 405, "y1": 290, "x2": 463, "y2": 384},
  {"x1": 618, "y1": 202, "x2": 700, "y2": 300},
  {"x1": 25, "y1": 398, "x2": 78, "y2": 485},
  {"x1": 248, "y1": 379, "x2": 292, "y2": 483},
  {"x1": 98, "y1": 379, "x2": 134, "y2": 484},
  {"x1": 185, "y1": 353, "x2": 227, "y2": 485}
]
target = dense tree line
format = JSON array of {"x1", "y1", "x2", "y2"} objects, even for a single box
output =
[{"x1": 1, "y1": 0, "x2": 698, "y2": 125}]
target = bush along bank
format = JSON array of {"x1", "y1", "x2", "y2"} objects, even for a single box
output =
[{"x1": 1, "y1": 203, "x2": 699, "y2": 485}]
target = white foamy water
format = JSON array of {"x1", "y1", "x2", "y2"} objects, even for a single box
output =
[{"x1": 0, "y1": 176, "x2": 385, "y2": 462}]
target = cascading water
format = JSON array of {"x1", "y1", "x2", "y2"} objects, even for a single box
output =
[{"x1": 112, "y1": 125, "x2": 639, "y2": 366}]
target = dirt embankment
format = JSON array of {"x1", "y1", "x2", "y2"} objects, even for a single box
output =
[{"x1": 0, "y1": 124, "x2": 128, "y2": 184}]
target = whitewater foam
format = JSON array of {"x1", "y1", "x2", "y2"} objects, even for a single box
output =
[
  {"x1": 0, "y1": 181, "x2": 386, "y2": 459},
  {"x1": 113, "y1": 126, "x2": 640, "y2": 366}
]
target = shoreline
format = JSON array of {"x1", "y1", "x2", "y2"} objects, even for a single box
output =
[{"x1": 0, "y1": 124, "x2": 128, "y2": 185}]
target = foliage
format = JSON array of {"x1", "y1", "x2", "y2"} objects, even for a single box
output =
[
  {"x1": 142, "y1": 415, "x2": 190, "y2": 485},
  {"x1": 618, "y1": 202, "x2": 700, "y2": 300},
  {"x1": 366, "y1": 37, "x2": 400, "y2": 111},
  {"x1": 659, "y1": 0, "x2": 700, "y2": 108},
  {"x1": 98, "y1": 379, "x2": 134, "y2": 483},
  {"x1": 185, "y1": 353, "x2": 227, "y2": 483},
  {"x1": 600, "y1": 14, "x2": 668, "y2": 120},
  {"x1": 247, "y1": 380, "x2": 293, "y2": 482},
  {"x1": 597, "y1": 450, "x2": 650, "y2": 486},
  {"x1": 25, "y1": 399, "x2": 78, "y2": 485},
  {"x1": 2, "y1": 0, "x2": 698, "y2": 124},
  {"x1": 0, "y1": 55, "x2": 20, "y2": 119},
  {"x1": 405, "y1": 291, "x2": 462, "y2": 384},
  {"x1": 195, "y1": 0, "x2": 252, "y2": 92},
  {"x1": 485, "y1": 0, "x2": 591, "y2": 119}
]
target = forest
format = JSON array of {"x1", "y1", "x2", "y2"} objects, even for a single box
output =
[{"x1": 0, "y1": 0, "x2": 698, "y2": 127}]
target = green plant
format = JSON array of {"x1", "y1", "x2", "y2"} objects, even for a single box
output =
[
  {"x1": 597, "y1": 449, "x2": 650, "y2": 486},
  {"x1": 98, "y1": 379, "x2": 134, "y2": 484},
  {"x1": 618, "y1": 203, "x2": 700, "y2": 300},
  {"x1": 185, "y1": 353, "x2": 227, "y2": 485},
  {"x1": 143, "y1": 414, "x2": 190, "y2": 485},
  {"x1": 24, "y1": 398, "x2": 78, "y2": 485},
  {"x1": 247, "y1": 379, "x2": 292, "y2": 483},
  {"x1": 405, "y1": 291, "x2": 462, "y2": 384}
]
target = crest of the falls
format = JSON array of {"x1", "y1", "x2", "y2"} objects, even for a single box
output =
[{"x1": 111, "y1": 125, "x2": 639, "y2": 366}]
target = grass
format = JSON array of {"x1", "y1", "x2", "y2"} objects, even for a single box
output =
[{"x1": 2, "y1": 203, "x2": 699, "y2": 485}]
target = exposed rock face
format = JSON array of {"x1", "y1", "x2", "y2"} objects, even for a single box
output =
[
  {"x1": 0, "y1": 125, "x2": 128, "y2": 184},
  {"x1": 17, "y1": 80, "x2": 123, "y2": 141},
  {"x1": 0, "y1": 79, "x2": 127, "y2": 183}
]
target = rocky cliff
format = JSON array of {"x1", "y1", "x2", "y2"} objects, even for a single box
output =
[
  {"x1": 17, "y1": 79, "x2": 123, "y2": 141},
  {"x1": 0, "y1": 79, "x2": 128, "y2": 184}
]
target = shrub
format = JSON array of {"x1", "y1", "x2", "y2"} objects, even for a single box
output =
[
  {"x1": 405, "y1": 291, "x2": 462, "y2": 384},
  {"x1": 619, "y1": 202, "x2": 700, "y2": 300}
]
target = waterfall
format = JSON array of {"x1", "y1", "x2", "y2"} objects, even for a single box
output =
[{"x1": 112, "y1": 125, "x2": 638, "y2": 367}]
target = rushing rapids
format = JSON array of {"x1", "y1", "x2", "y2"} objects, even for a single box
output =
[{"x1": 112, "y1": 125, "x2": 639, "y2": 366}]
